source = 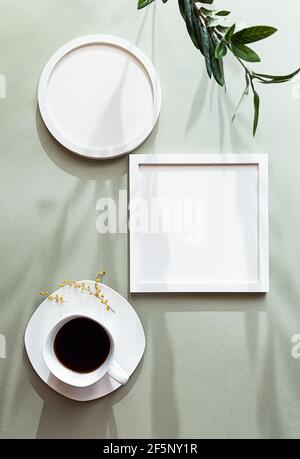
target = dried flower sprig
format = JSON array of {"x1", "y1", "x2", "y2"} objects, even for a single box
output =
[
  {"x1": 39, "y1": 290, "x2": 65, "y2": 303},
  {"x1": 39, "y1": 271, "x2": 115, "y2": 312}
]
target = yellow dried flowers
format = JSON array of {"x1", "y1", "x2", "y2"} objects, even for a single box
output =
[
  {"x1": 39, "y1": 271, "x2": 114, "y2": 312},
  {"x1": 39, "y1": 291, "x2": 64, "y2": 303}
]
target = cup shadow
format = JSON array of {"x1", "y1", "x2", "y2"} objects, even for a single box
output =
[{"x1": 24, "y1": 349, "x2": 144, "y2": 439}]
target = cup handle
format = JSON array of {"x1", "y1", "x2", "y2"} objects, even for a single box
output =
[{"x1": 108, "y1": 360, "x2": 129, "y2": 385}]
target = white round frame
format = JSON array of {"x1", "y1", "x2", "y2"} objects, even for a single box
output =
[{"x1": 38, "y1": 35, "x2": 162, "y2": 159}]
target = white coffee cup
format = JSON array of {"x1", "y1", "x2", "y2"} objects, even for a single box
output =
[{"x1": 42, "y1": 313, "x2": 128, "y2": 388}]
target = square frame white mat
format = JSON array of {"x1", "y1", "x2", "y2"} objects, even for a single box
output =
[{"x1": 129, "y1": 154, "x2": 269, "y2": 293}]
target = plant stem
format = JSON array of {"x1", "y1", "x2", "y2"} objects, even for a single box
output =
[{"x1": 68, "y1": 281, "x2": 116, "y2": 313}]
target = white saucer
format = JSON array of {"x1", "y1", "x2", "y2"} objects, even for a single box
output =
[
  {"x1": 38, "y1": 35, "x2": 162, "y2": 159},
  {"x1": 25, "y1": 281, "x2": 146, "y2": 401}
]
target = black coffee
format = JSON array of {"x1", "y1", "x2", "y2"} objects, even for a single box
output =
[{"x1": 54, "y1": 317, "x2": 111, "y2": 373}]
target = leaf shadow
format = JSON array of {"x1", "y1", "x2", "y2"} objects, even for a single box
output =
[{"x1": 185, "y1": 69, "x2": 209, "y2": 136}]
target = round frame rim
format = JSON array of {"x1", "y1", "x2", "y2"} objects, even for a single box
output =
[{"x1": 38, "y1": 34, "x2": 162, "y2": 160}]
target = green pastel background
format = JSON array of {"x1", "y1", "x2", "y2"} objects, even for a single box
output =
[{"x1": 0, "y1": 0, "x2": 300, "y2": 438}]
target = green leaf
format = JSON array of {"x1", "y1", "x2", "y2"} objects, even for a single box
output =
[
  {"x1": 253, "y1": 90, "x2": 260, "y2": 136},
  {"x1": 232, "y1": 72, "x2": 250, "y2": 123},
  {"x1": 216, "y1": 11, "x2": 230, "y2": 17},
  {"x1": 206, "y1": 16, "x2": 219, "y2": 28},
  {"x1": 216, "y1": 25, "x2": 229, "y2": 34},
  {"x1": 199, "y1": 21, "x2": 213, "y2": 78},
  {"x1": 137, "y1": 0, "x2": 155, "y2": 10},
  {"x1": 257, "y1": 78, "x2": 291, "y2": 85},
  {"x1": 225, "y1": 24, "x2": 236, "y2": 42},
  {"x1": 191, "y1": 7, "x2": 204, "y2": 54},
  {"x1": 199, "y1": 0, "x2": 214, "y2": 4},
  {"x1": 199, "y1": 7, "x2": 213, "y2": 16},
  {"x1": 253, "y1": 67, "x2": 300, "y2": 82},
  {"x1": 178, "y1": 0, "x2": 217, "y2": 87},
  {"x1": 210, "y1": 34, "x2": 225, "y2": 86},
  {"x1": 231, "y1": 42, "x2": 261, "y2": 62},
  {"x1": 232, "y1": 26, "x2": 277, "y2": 44},
  {"x1": 178, "y1": 0, "x2": 186, "y2": 21},
  {"x1": 181, "y1": 1, "x2": 212, "y2": 77},
  {"x1": 179, "y1": 0, "x2": 215, "y2": 84},
  {"x1": 178, "y1": 0, "x2": 198, "y2": 49},
  {"x1": 215, "y1": 40, "x2": 227, "y2": 59}
]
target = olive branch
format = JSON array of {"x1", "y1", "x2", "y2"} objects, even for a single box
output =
[{"x1": 138, "y1": 0, "x2": 300, "y2": 135}]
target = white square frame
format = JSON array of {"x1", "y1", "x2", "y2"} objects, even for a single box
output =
[{"x1": 129, "y1": 154, "x2": 269, "y2": 293}]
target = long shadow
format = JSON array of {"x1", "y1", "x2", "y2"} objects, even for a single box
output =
[
  {"x1": 185, "y1": 70, "x2": 209, "y2": 136},
  {"x1": 256, "y1": 308, "x2": 285, "y2": 439},
  {"x1": 23, "y1": 8, "x2": 159, "y2": 439},
  {"x1": 227, "y1": 96, "x2": 281, "y2": 438},
  {"x1": 0, "y1": 158, "x2": 96, "y2": 437},
  {"x1": 24, "y1": 349, "x2": 143, "y2": 439},
  {"x1": 253, "y1": 194, "x2": 300, "y2": 438},
  {"x1": 32, "y1": 111, "x2": 130, "y2": 438}
]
